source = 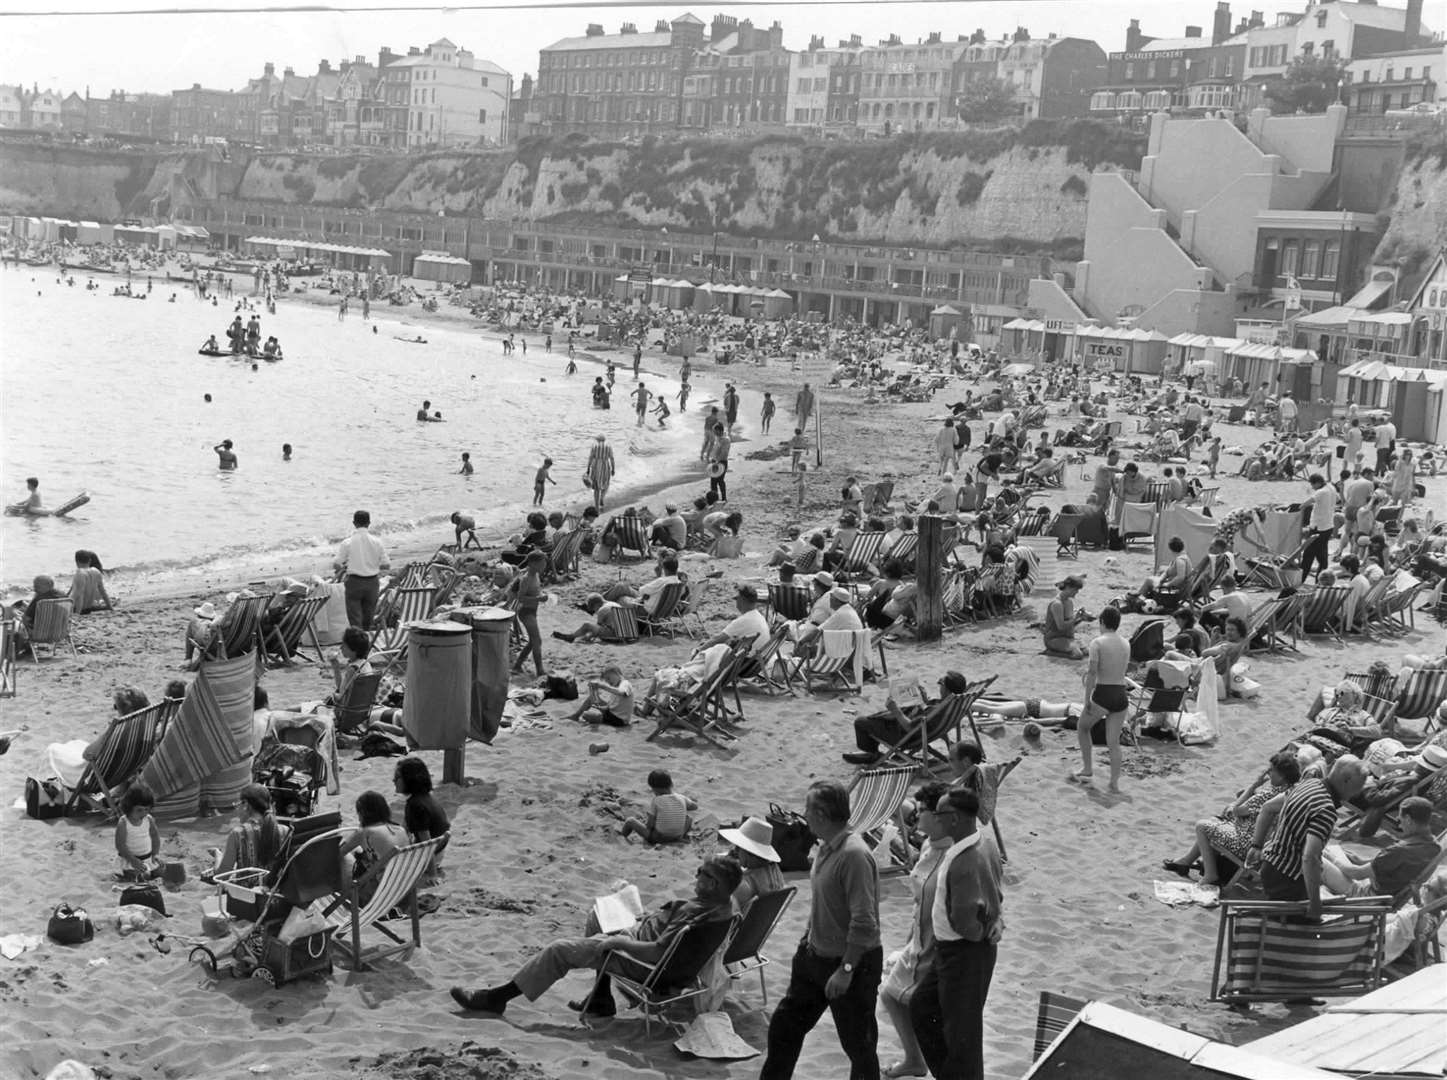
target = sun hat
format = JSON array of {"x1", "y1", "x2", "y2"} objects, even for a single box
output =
[
  {"x1": 812, "y1": 571, "x2": 835, "y2": 590},
  {"x1": 194, "y1": 601, "x2": 217, "y2": 620},
  {"x1": 708, "y1": 462, "x2": 726, "y2": 478},
  {"x1": 829, "y1": 587, "x2": 852, "y2": 604},
  {"x1": 1417, "y1": 743, "x2": 1447, "y2": 771},
  {"x1": 718, "y1": 816, "x2": 780, "y2": 863},
  {"x1": 1057, "y1": 574, "x2": 1086, "y2": 591}
]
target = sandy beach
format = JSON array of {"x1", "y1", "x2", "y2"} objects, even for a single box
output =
[{"x1": 2, "y1": 278, "x2": 1444, "y2": 1080}]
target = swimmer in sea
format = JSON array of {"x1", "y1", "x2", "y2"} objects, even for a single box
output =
[
  {"x1": 282, "y1": 443, "x2": 292, "y2": 461},
  {"x1": 214, "y1": 439, "x2": 238, "y2": 471},
  {"x1": 1073, "y1": 605, "x2": 1131, "y2": 793},
  {"x1": 14, "y1": 477, "x2": 50, "y2": 516},
  {"x1": 653, "y1": 396, "x2": 671, "y2": 428},
  {"x1": 459, "y1": 452, "x2": 474, "y2": 476},
  {"x1": 417, "y1": 400, "x2": 442, "y2": 423},
  {"x1": 451, "y1": 511, "x2": 480, "y2": 551}
]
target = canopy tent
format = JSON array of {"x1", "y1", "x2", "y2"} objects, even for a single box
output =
[
  {"x1": 412, "y1": 250, "x2": 472, "y2": 284},
  {"x1": 242, "y1": 235, "x2": 390, "y2": 270},
  {"x1": 174, "y1": 224, "x2": 210, "y2": 248}
]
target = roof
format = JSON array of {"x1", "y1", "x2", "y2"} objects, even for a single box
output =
[
  {"x1": 1226, "y1": 341, "x2": 1315, "y2": 361},
  {"x1": 1244, "y1": 966, "x2": 1447, "y2": 1078},
  {"x1": 243, "y1": 236, "x2": 390, "y2": 258},
  {"x1": 1291, "y1": 304, "x2": 1358, "y2": 328},
  {"x1": 672, "y1": 12, "x2": 703, "y2": 24},
  {"x1": 1137, "y1": 36, "x2": 1217, "y2": 52},
  {"x1": 1169, "y1": 332, "x2": 1238, "y2": 348},
  {"x1": 543, "y1": 30, "x2": 676, "y2": 52},
  {"x1": 1333, "y1": 1, "x2": 1413, "y2": 31}
]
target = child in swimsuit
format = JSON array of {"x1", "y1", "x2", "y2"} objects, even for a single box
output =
[{"x1": 116, "y1": 784, "x2": 161, "y2": 880}]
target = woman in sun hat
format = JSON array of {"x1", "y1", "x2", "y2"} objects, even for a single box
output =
[
  {"x1": 719, "y1": 816, "x2": 783, "y2": 909},
  {"x1": 184, "y1": 600, "x2": 220, "y2": 667}
]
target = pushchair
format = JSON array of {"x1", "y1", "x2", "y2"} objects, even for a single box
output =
[
  {"x1": 191, "y1": 812, "x2": 344, "y2": 986},
  {"x1": 253, "y1": 734, "x2": 326, "y2": 819}
]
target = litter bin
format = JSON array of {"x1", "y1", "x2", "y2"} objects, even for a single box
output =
[
  {"x1": 402, "y1": 619, "x2": 472, "y2": 750},
  {"x1": 448, "y1": 605, "x2": 515, "y2": 744}
]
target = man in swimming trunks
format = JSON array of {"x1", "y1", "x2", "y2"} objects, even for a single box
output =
[
  {"x1": 214, "y1": 440, "x2": 238, "y2": 471},
  {"x1": 14, "y1": 477, "x2": 50, "y2": 516},
  {"x1": 417, "y1": 400, "x2": 442, "y2": 423},
  {"x1": 1074, "y1": 605, "x2": 1131, "y2": 793},
  {"x1": 632, "y1": 382, "x2": 652, "y2": 427}
]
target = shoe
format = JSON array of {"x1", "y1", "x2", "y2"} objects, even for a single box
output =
[
  {"x1": 568, "y1": 993, "x2": 617, "y2": 1017},
  {"x1": 552, "y1": 631, "x2": 575, "y2": 642},
  {"x1": 450, "y1": 986, "x2": 506, "y2": 1014},
  {"x1": 1161, "y1": 860, "x2": 1196, "y2": 879},
  {"x1": 842, "y1": 751, "x2": 882, "y2": 765}
]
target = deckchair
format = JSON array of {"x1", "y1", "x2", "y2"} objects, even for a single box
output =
[
  {"x1": 261, "y1": 596, "x2": 328, "y2": 667},
  {"x1": 791, "y1": 546, "x2": 820, "y2": 573},
  {"x1": 1344, "y1": 669, "x2": 1399, "y2": 704},
  {"x1": 885, "y1": 531, "x2": 919, "y2": 566},
  {"x1": 838, "y1": 530, "x2": 887, "y2": 576},
  {"x1": 1350, "y1": 576, "x2": 1393, "y2": 636},
  {"x1": 639, "y1": 581, "x2": 688, "y2": 638},
  {"x1": 332, "y1": 671, "x2": 384, "y2": 735},
  {"x1": 766, "y1": 581, "x2": 812, "y2": 624},
  {"x1": 0, "y1": 617, "x2": 15, "y2": 697},
  {"x1": 1032, "y1": 991, "x2": 1089, "y2": 1061},
  {"x1": 721, "y1": 886, "x2": 796, "y2": 1004},
  {"x1": 1049, "y1": 513, "x2": 1083, "y2": 559},
  {"x1": 1188, "y1": 557, "x2": 1233, "y2": 605},
  {"x1": 1143, "y1": 480, "x2": 1173, "y2": 506},
  {"x1": 736, "y1": 625, "x2": 794, "y2": 696},
  {"x1": 603, "y1": 603, "x2": 641, "y2": 643},
  {"x1": 1297, "y1": 585, "x2": 1351, "y2": 643},
  {"x1": 545, "y1": 529, "x2": 585, "y2": 582},
  {"x1": 614, "y1": 515, "x2": 652, "y2": 560},
  {"x1": 368, "y1": 586, "x2": 436, "y2": 662},
  {"x1": 873, "y1": 692, "x2": 972, "y2": 770},
  {"x1": 846, "y1": 764, "x2": 916, "y2": 870},
  {"x1": 325, "y1": 836, "x2": 443, "y2": 970},
  {"x1": 1395, "y1": 669, "x2": 1446, "y2": 723},
  {"x1": 1196, "y1": 486, "x2": 1221, "y2": 509},
  {"x1": 1360, "y1": 692, "x2": 1399, "y2": 733},
  {"x1": 66, "y1": 699, "x2": 178, "y2": 817},
  {"x1": 1128, "y1": 619, "x2": 1168, "y2": 665},
  {"x1": 863, "y1": 481, "x2": 893, "y2": 516},
  {"x1": 1209, "y1": 897, "x2": 1392, "y2": 1004},
  {"x1": 585, "y1": 913, "x2": 740, "y2": 1035},
  {"x1": 941, "y1": 568, "x2": 976, "y2": 627},
  {"x1": 791, "y1": 628, "x2": 866, "y2": 694},
  {"x1": 27, "y1": 598, "x2": 76, "y2": 660},
  {"x1": 1128, "y1": 666, "x2": 1191, "y2": 742},
  {"x1": 646, "y1": 650, "x2": 741, "y2": 749},
  {"x1": 1382, "y1": 580, "x2": 1422, "y2": 633},
  {"x1": 210, "y1": 594, "x2": 269, "y2": 660}
]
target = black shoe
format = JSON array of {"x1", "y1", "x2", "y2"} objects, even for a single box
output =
[
  {"x1": 843, "y1": 751, "x2": 882, "y2": 765},
  {"x1": 451, "y1": 986, "x2": 506, "y2": 1014},
  {"x1": 568, "y1": 993, "x2": 617, "y2": 1017}
]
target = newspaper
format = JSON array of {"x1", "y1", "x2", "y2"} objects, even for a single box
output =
[{"x1": 592, "y1": 883, "x2": 645, "y2": 933}]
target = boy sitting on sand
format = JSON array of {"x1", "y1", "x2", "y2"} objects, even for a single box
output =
[
  {"x1": 568, "y1": 665, "x2": 636, "y2": 727},
  {"x1": 619, "y1": 769, "x2": 697, "y2": 844}
]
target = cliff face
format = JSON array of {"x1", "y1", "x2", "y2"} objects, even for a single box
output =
[
  {"x1": 1373, "y1": 130, "x2": 1447, "y2": 283},
  {"x1": 0, "y1": 143, "x2": 163, "y2": 220}
]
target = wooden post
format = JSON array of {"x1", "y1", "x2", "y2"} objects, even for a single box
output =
[
  {"x1": 916, "y1": 514, "x2": 943, "y2": 642},
  {"x1": 442, "y1": 748, "x2": 465, "y2": 786}
]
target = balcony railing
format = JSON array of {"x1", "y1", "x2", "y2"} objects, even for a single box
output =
[{"x1": 1343, "y1": 346, "x2": 1446, "y2": 371}]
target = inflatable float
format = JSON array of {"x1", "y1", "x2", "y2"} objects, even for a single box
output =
[
  {"x1": 5, "y1": 491, "x2": 89, "y2": 517},
  {"x1": 198, "y1": 348, "x2": 228, "y2": 357}
]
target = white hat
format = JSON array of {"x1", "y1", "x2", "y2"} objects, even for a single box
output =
[
  {"x1": 719, "y1": 816, "x2": 780, "y2": 863},
  {"x1": 812, "y1": 571, "x2": 835, "y2": 590},
  {"x1": 194, "y1": 601, "x2": 217, "y2": 620}
]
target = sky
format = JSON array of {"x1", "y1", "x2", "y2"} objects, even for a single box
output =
[{"x1": 0, "y1": 0, "x2": 1231, "y2": 97}]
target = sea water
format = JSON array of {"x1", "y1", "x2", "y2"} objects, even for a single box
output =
[{"x1": 0, "y1": 269, "x2": 701, "y2": 592}]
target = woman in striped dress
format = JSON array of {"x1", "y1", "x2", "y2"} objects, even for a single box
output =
[{"x1": 585, "y1": 434, "x2": 614, "y2": 511}]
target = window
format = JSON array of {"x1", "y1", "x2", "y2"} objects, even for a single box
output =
[
  {"x1": 1316, "y1": 9, "x2": 1327, "y2": 27},
  {"x1": 1386, "y1": 68, "x2": 1395, "y2": 81},
  {"x1": 1405, "y1": 67, "x2": 1414, "y2": 80},
  {"x1": 1423, "y1": 67, "x2": 1432, "y2": 81},
  {"x1": 1301, "y1": 240, "x2": 1320, "y2": 279},
  {"x1": 1226, "y1": 55, "x2": 1235, "y2": 76},
  {"x1": 1125, "y1": 62, "x2": 1135, "y2": 79},
  {"x1": 1209, "y1": 57, "x2": 1219, "y2": 78},
  {"x1": 481, "y1": 77, "x2": 489, "y2": 87},
  {"x1": 478, "y1": 108, "x2": 487, "y2": 123},
  {"x1": 1281, "y1": 240, "x2": 1299, "y2": 279},
  {"x1": 1360, "y1": 70, "x2": 1370, "y2": 83}
]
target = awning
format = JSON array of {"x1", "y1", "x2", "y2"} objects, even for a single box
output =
[
  {"x1": 931, "y1": 304, "x2": 963, "y2": 316},
  {"x1": 1002, "y1": 318, "x2": 1044, "y2": 332},
  {"x1": 1291, "y1": 305, "x2": 1356, "y2": 329},
  {"x1": 1342, "y1": 276, "x2": 1394, "y2": 310},
  {"x1": 1226, "y1": 342, "x2": 1315, "y2": 362},
  {"x1": 1169, "y1": 332, "x2": 1240, "y2": 349},
  {"x1": 242, "y1": 236, "x2": 390, "y2": 258},
  {"x1": 414, "y1": 251, "x2": 470, "y2": 268}
]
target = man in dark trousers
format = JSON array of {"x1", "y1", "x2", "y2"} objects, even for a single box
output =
[
  {"x1": 760, "y1": 780, "x2": 881, "y2": 1079},
  {"x1": 910, "y1": 788, "x2": 1004, "y2": 1080}
]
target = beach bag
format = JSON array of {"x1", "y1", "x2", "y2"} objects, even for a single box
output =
[
  {"x1": 1229, "y1": 661, "x2": 1261, "y2": 699},
  {"x1": 767, "y1": 803, "x2": 816, "y2": 872},
  {"x1": 25, "y1": 776, "x2": 68, "y2": 820},
  {"x1": 543, "y1": 673, "x2": 579, "y2": 701},
  {"x1": 119, "y1": 883, "x2": 167, "y2": 917},
  {"x1": 46, "y1": 903, "x2": 95, "y2": 946},
  {"x1": 277, "y1": 900, "x2": 329, "y2": 945}
]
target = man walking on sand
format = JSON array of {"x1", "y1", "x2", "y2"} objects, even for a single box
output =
[
  {"x1": 935, "y1": 419, "x2": 957, "y2": 475},
  {"x1": 760, "y1": 780, "x2": 882, "y2": 1079},
  {"x1": 795, "y1": 383, "x2": 815, "y2": 428},
  {"x1": 1071, "y1": 606, "x2": 1130, "y2": 793}
]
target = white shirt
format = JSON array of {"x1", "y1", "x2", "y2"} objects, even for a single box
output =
[
  {"x1": 930, "y1": 831, "x2": 982, "y2": 943},
  {"x1": 820, "y1": 604, "x2": 863, "y2": 631},
  {"x1": 1308, "y1": 485, "x2": 1337, "y2": 532},
  {"x1": 1375, "y1": 422, "x2": 1395, "y2": 448},
  {"x1": 335, "y1": 528, "x2": 389, "y2": 577},
  {"x1": 724, "y1": 609, "x2": 770, "y2": 653}
]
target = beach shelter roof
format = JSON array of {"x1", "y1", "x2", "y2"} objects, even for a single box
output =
[
  {"x1": 1003, "y1": 317, "x2": 1045, "y2": 332},
  {"x1": 694, "y1": 282, "x2": 714, "y2": 291},
  {"x1": 767, "y1": 288, "x2": 792, "y2": 298},
  {"x1": 414, "y1": 250, "x2": 471, "y2": 268},
  {"x1": 1243, "y1": 966, "x2": 1447, "y2": 1079},
  {"x1": 1225, "y1": 342, "x2": 1315, "y2": 362},
  {"x1": 243, "y1": 235, "x2": 390, "y2": 258},
  {"x1": 931, "y1": 304, "x2": 963, "y2": 315},
  {"x1": 1348, "y1": 311, "x2": 1412, "y2": 327},
  {"x1": 1169, "y1": 332, "x2": 1239, "y2": 349},
  {"x1": 1291, "y1": 305, "x2": 1356, "y2": 329},
  {"x1": 1339, "y1": 358, "x2": 1398, "y2": 380}
]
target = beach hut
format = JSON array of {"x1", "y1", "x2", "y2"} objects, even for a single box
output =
[
  {"x1": 97, "y1": 222, "x2": 115, "y2": 245},
  {"x1": 412, "y1": 250, "x2": 472, "y2": 284},
  {"x1": 75, "y1": 221, "x2": 102, "y2": 245},
  {"x1": 1075, "y1": 325, "x2": 1167, "y2": 375},
  {"x1": 1001, "y1": 317, "x2": 1045, "y2": 356},
  {"x1": 764, "y1": 288, "x2": 794, "y2": 318},
  {"x1": 1336, "y1": 358, "x2": 1406, "y2": 411},
  {"x1": 929, "y1": 304, "x2": 966, "y2": 340},
  {"x1": 691, "y1": 281, "x2": 716, "y2": 312},
  {"x1": 155, "y1": 225, "x2": 177, "y2": 250},
  {"x1": 40, "y1": 217, "x2": 62, "y2": 242},
  {"x1": 1167, "y1": 332, "x2": 1237, "y2": 379},
  {"x1": 1388, "y1": 366, "x2": 1447, "y2": 443},
  {"x1": 174, "y1": 224, "x2": 209, "y2": 250}
]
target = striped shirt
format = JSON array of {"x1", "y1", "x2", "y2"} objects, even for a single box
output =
[
  {"x1": 649, "y1": 792, "x2": 691, "y2": 841},
  {"x1": 1262, "y1": 778, "x2": 1338, "y2": 881}
]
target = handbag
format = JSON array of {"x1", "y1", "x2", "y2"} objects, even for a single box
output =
[
  {"x1": 46, "y1": 903, "x2": 95, "y2": 945},
  {"x1": 766, "y1": 803, "x2": 816, "y2": 873},
  {"x1": 25, "y1": 776, "x2": 68, "y2": 820},
  {"x1": 119, "y1": 883, "x2": 168, "y2": 917},
  {"x1": 277, "y1": 900, "x2": 329, "y2": 944}
]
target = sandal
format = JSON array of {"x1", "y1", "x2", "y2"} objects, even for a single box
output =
[{"x1": 1161, "y1": 860, "x2": 1195, "y2": 879}]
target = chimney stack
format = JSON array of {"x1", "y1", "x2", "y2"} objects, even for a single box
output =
[
  {"x1": 264, "y1": 61, "x2": 275, "y2": 77},
  {"x1": 585, "y1": 23, "x2": 603, "y2": 36},
  {"x1": 284, "y1": 66, "x2": 294, "y2": 76},
  {"x1": 1212, "y1": 1, "x2": 1231, "y2": 44},
  {"x1": 1404, "y1": 0, "x2": 1423, "y2": 42},
  {"x1": 1185, "y1": 26, "x2": 1202, "y2": 38},
  {"x1": 1249, "y1": 10, "x2": 1264, "y2": 29},
  {"x1": 619, "y1": 23, "x2": 636, "y2": 35},
  {"x1": 1125, "y1": 19, "x2": 1145, "y2": 52},
  {"x1": 1012, "y1": 25, "x2": 1030, "y2": 42}
]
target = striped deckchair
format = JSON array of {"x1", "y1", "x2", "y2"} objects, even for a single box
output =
[
  {"x1": 1352, "y1": 576, "x2": 1394, "y2": 635},
  {"x1": 615, "y1": 515, "x2": 652, "y2": 560},
  {"x1": 639, "y1": 581, "x2": 688, "y2": 638},
  {"x1": 791, "y1": 628, "x2": 866, "y2": 694},
  {"x1": 737, "y1": 624, "x2": 794, "y2": 695},
  {"x1": 1297, "y1": 585, "x2": 1351, "y2": 642},
  {"x1": 1209, "y1": 897, "x2": 1392, "y2": 1003},
  {"x1": 603, "y1": 603, "x2": 641, "y2": 643},
  {"x1": 646, "y1": 648, "x2": 741, "y2": 749},
  {"x1": 767, "y1": 581, "x2": 813, "y2": 624},
  {"x1": 839, "y1": 530, "x2": 887, "y2": 576},
  {"x1": 325, "y1": 836, "x2": 443, "y2": 970},
  {"x1": 589, "y1": 914, "x2": 740, "y2": 1036},
  {"x1": 1197, "y1": 486, "x2": 1221, "y2": 509},
  {"x1": 1242, "y1": 597, "x2": 1287, "y2": 654},
  {"x1": 721, "y1": 886, "x2": 796, "y2": 1004},
  {"x1": 66, "y1": 699, "x2": 178, "y2": 817},
  {"x1": 27, "y1": 598, "x2": 76, "y2": 660},
  {"x1": 0, "y1": 617, "x2": 14, "y2": 696},
  {"x1": 262, "y1": 595, "x2": 328, "y2": 667},
  {"x1": 1143, "y1": 481, "x2": 1173, "y2": 506},
  {"x1": 874, "y1": 691, "x2": 971, "y2": 770},
  {"x1": 1395, "y1": 669, "x2": 1447, "y2": 723},
  {"x1": 211, "y1": 594, "x2": 270, "y2": 660},
  {"x1": 1361, "y1": 692, "x2": 1399, "y2": 732},
  {"x1": 333, "y1": 671, "x2": 384, "y2": 735},
  {"x1": 1033, "y1": 991, "x2": 1089, "y2": 1060},
  {"x1": 847, "y1": 764, "x2": 916, "y2": 871},
  {"x1": 1345, "y1": 669, "x2": 1399, "y2": 703},
  {"x1": 369, "y1": 586, "x2": 437, "y2": 657},
  {"x1": 138, "y1": 650, "x2": 258, "y2": 817},
  {"x1": 1382, "y1": 580, "x2": 1423, "y2": 633},
  {"x1": 546, "y1": 529, "x2": 585, "y2": 582},
  {"x1": 885, "y1": 531, "x2": 919, "y2": 567}
]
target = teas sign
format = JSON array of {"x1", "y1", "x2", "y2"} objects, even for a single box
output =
[{"x1": 1084, "y1": 341, "x2": 1125, "y2": 358}]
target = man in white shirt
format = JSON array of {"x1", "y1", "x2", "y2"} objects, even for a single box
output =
[
  {"x1": 1301, "y1": 473, "x2": 1336, "y2": 582},
  {"x1": 935, "y1": 420, "x2": 957, "y2": 474},
  {"x1": 1278, "y1": 392, "x2": 1298, "y2": 434},
  {"x1": 637, "y1": 556, "x2": 682, "y2": 617},
  {"x1": 1373, "y1": 419, "x2": 1397, "y2": 473},
  {"x1": 797, "y1": 588, "x2": 863, "y2": 650},
  {"x1": 333, "y1": 509, "x2": 390, "y2": 630},
  {"x1": 697, "y1": 585, "x2": 770, "y2": 656},
  {"x1": 648, "y1": 504, "x2": 687, "y2": 550}
]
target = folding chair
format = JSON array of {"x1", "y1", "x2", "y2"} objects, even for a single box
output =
[
  {"x1": 332, "y1": 671, "x2": 384, "y2": 735},
  {"x1": 838, "y1": 531, "x2": 887, "y2": 576},
  {"x1": 1128, "y1": 666, "x2": 1191, "y2": 741},
  {"x1": 604, "y1": 604, "x2": 641, "y2": 643},
  {"x1": 1352, "y1": 576, "x2": 1394, "y2": 637},
  {"x1": 873, "y1": 692, "x2": 971, "y2": 771},
  {"x1": 545, "y1": 529, "x2": 585, "y2": 582},
  {"x1": 885, "y1": 531, "x2": 919, "y2": 567},
  {"x1": 721, "y1": 886, "x2": 796, "y2": 1005},
  {"x1": 864, "y1": 481, "x2": 894, "y2": 516},
  {"x1": 1049, "y1": 513, "x2": 1083, "y2": 559},
  {"x1": 324, "y1": 836, "x2": 443, "y2": 970},
  {"x1": 26, "y1": 598, "x2": 76, "y2": 660},
  {"x1": 614, "y1": 516, "x2": 652, "y2": 560},
  {"x1": 639, "y1": 582, "x2": 689, "y2": 638},
  {"x1": 1032, "y1": 991, "x2": 1089, "y2": 1061},
  {"x1": 1344, "y1": 669, "x2": 1399, "y2": 704},
  {"x1": 1297, "y1": 586, "x2": 1351, "y2": 643},
  {"x1": 1127, "y1": 618, "x2": 1168, "y2": 665},
  {"x1": 65, "y1": 699, "x2": 178, "y2": 817},
  {"x1": 210, "y1": 594, "x2": 270, "y2": 661},
  {"x1": 1209, "y1": 897, "x2": 1392, "y2": 1004},
  {"x1": 586, "y1": 914, "x2": 739, "y2": 1035},
  {"x1": 1197, "y1": 486, "x2": 1220, "y2": 509},
  {"x1": 368, "y1": 586, "x2": 437, "y2": 667},
  {"x1": 261, "y1": 596, "x2": 328, "y2": 667},
  {"x1": 646, "y1": 652, "x2": 740, "y2": 749},
  {"x1": 846, "y1": 764, "x2": 916, "y2": 870},
  {"x1": 1382, "y1": 580, "x2": 1422, "y2": 633},
  {"x1": 1395, "y1": 669, "x2": 1446, "y2": 723},
  {"x1": 791, "y1": 628, "x2": 865, "y2": 694},
  {"x1": 766, "y1": 581, "x2": 813, "y2": 624},
  {"x1": 0, "y1": 617, "x2": 15, "y2": 697},
  {"x1": 736, "y1": 625, "x2": 795, "y2": 696}
]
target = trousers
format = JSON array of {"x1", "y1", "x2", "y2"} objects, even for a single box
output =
[
  {"x1": 759, "y1": 943, "x2": 882, "y2": 1079},
  {"x1": 710, "y1": 462, "x2": 729, "y2": 502},
  {"x1": 1300, "y1": 528, "x2": 1332, "y2": 581},
  {"x1": 910, "y1": 938, "x2": 997, "y2": 1080},
  {"x1": 344, "y1": 574, "x2": 379, "y2": 631}
]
